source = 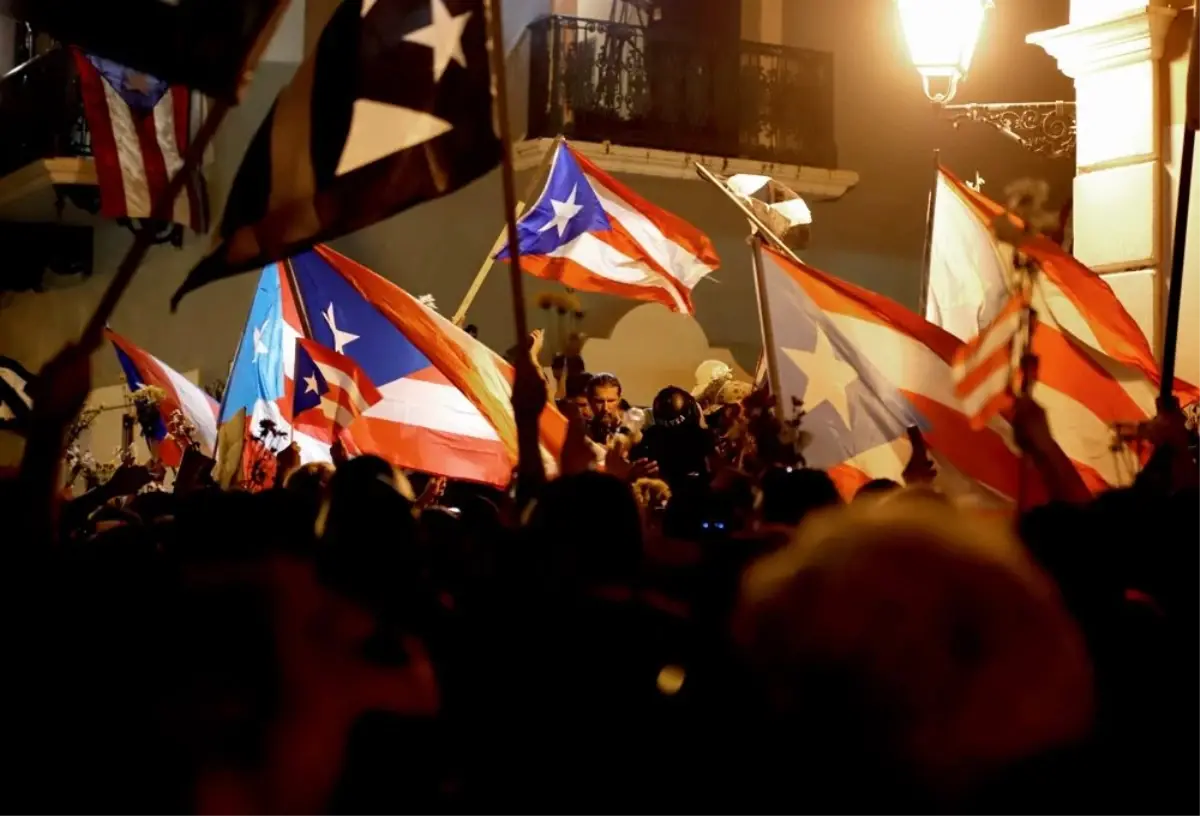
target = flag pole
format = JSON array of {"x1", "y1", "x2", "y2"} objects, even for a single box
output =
[
  {"x1": 694, "y1": 163, "x2": 806, "y2": 268},
  {"x1": 453, "y1": 201, "x2": 523, "y2": 326},
  {"x1": 694, "y1": 163, "x2": 793, "y2": 422},
  {"x1": 917, "y1": 147, "x2": 940, "y2": 319},
  {"x1": 1152, "y1": 127, "x2": 1190, "y2": 415},
  {"x1": 483, "y1": 0, "x2": 531, "y2": 342},
  {"x1": 748, "y1": 233, "x2": 788, "y2": 422},
  {"x1": 453, "y1": 135, "x2": 563, "y2": 326},
  {"x1": 80, "y1": 97, "x2": 233, "y2": 350},
  {"x1": 1156, "y1": 11, "x2": 1195, "y2": 415}
]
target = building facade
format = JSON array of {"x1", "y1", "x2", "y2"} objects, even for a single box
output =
[{"x1": 0, "y1": 0, "x2": 1104, "y2": 463}]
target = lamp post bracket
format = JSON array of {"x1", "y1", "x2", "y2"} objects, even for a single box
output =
[{"x1": 942, "y1": 101, "x2": 1076, "y2": 160}]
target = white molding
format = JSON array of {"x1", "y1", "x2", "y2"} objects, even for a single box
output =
[
  {"x1": 1027, "y1": 3, "x2": 1177, "y2": 77},
  {"x1": 513, "y1": 138, "x2": 860, "y2": 200}
]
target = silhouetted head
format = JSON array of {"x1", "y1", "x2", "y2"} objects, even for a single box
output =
[
  {"x1": 760, "y1": 466, "x2": 841, "y2": 526},
  {"x1": 855, "y1": 478, "x2": 902, "y2": 501},
  {"x1": 651, "y1": 386, "x2": 701, "y2": 429}
]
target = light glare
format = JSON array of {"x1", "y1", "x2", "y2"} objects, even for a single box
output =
[{"x1": 897, "y1": 0, "x2": 988, "y2": 102}]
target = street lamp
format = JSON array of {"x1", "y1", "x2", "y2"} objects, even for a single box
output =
[
  {"x1": 896, "y1": 0, "x2": 1076, "y2": 159},
  {"x1": 897, "y1": 0, "x2": 989, "y2": 104}
]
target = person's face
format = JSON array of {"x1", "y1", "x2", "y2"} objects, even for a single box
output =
[
  {"x1": 589, "y1": 385, "x2": 621, "y2": 421},
  {"x1": 569, "y1": 394, "x2": 593, "y2": 422}
]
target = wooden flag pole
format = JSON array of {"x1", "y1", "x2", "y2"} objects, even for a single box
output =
[
  {"x1": 453, "y1": 201, "x2": 523, "y2": 326},
  {"x1": 80, "y1": 97, "x2": 233, "y2": 351},
  {"x1": 917, "y1": 147, "x2": 940, "y2": 319},
  {"x1": 483, "y1": 0, "x2": 531, "y2": 342},
  {"x1": 453, "y1": 134, "x2": 563, "y2": 325}
]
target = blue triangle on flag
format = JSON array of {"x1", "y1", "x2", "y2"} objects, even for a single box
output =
[
  {"x1": 292, "y1": 342, "x2": 328, "y2": 415},
  {"x1": 288, "y1": 250, "x2": 430, "y2": 388},
  {"x1": 495, "y1": 143, "x2": 612, "y2": 260}
]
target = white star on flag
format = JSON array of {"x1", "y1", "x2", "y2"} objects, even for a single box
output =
[
  {"x1": 252, "y1": 318, "x2": 271, "y2": 362},
  {"x1": 304, "y1": 374, "x2": 320, "y2": 394},
  {"x1": 539, "y1": 185, "x2": 583, "y2": 238},
  {"x1": 404, "y1": 0, "x2": 473, "y2": 82},
  {"x1": 323, "y1": 303, "x2": 360, "y2": 354},
  {"x1": 781, "y1": 325, "x2": 859, "y2": 427}
]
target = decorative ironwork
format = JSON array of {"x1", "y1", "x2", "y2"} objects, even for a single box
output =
[
  {"x1": 527, "y1": 15, "x2": 838, "y2": 168},
  {"x1": 0, "y1": 46, "x2": 92, "y2": 179},
  {"x1": 942, "y1": 101, "x2": 1076, "y2": 160}
]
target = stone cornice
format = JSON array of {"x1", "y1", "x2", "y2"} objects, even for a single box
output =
[
  {"x1": 1027, "y1": 3, "x2": 1178, "y2": 77},
  {"x1": 513, "y1": 138, "x2": 860, "y2": 202}
]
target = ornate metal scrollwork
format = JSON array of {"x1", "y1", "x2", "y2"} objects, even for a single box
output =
[{"x1": 942, "y1": 101, "x2": 1076, "y2": 160}]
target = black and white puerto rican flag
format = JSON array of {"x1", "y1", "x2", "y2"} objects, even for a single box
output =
[
  {"x1": 172, "y1": 0, "x2": 502, "y2": 308},
  {"x1": 0, "y1": 356, "x2": 34, "y2": 430}
]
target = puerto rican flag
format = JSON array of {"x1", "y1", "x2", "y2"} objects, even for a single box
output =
[
  {"x1": 294, "y1": 246, "x2": 567, "y2": 485},
  {"x1": 496, "y1": 141, "x2": 719, "y2": 314},
  {"x1": 106, "y1": 329, "x2": 219, "y2": 467},
  {"x1": 929, "y1": 167, "x2": 1198, "y2": 473},
  {"x1": 759, "y1": 244, "x2": 1182, "y2": 505},
  {"x1": 72, "y1": 48, "x2": 208, "y2": 231},
  {"x1": 292, "y1": 338, "x2": 383, "y2": 443},
  {"x1": 221, "y1": 246, "x2": 567, "y2": 488},
  {"x1": 951, "y1": 291, "x2": 1031, "y2": 429}
]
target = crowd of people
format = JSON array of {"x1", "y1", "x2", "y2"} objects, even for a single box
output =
[{"x1": 0, "y1": 334, "x2": 1196, "y2": 814}]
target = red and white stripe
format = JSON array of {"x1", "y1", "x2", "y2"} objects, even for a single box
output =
[
  {"x1": 766, "y1": 245, "x2": 1174, "y2": 504},
  {"x1": 106, "y1": 329, "x2": 219, "y2": 467},
  {"x1": 72, "y1": 48, "x2": 205, "y2": 230},
  {"x1": 925, "y1": 169, "x2": 1199, "y2": 486},
  {"x1": 952, "y1": 292, "x2": 1029, "y2": 428},
  {"x1": 518, "y1": 145, "x2": 720, "y2": 314},
  {"x1": 314, "y1": 246, "x2": 568, "y2": 486}
]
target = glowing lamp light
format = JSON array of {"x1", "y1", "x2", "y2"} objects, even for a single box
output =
[{"x1": 897, "y1": 0, "x2": 990, "y2": 103}]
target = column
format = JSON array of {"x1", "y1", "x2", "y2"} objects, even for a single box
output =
[{"x1": 1027, "y1": 0, "x2": 1177, "y2": 351}]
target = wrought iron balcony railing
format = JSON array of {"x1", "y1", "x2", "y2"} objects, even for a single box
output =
[
  {"x1": 0, "y1": 45, "x2": 92, "y2": 180},
  {"x1": 526, "y1": 15, "x2": 837, "y2": 169}
]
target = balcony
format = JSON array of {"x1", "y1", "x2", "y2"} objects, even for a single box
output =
[
  {"x1": 525, "y1": 15, "x2": 840, "y2": 176},
  {"x1": 0, "y1": 45, "x2": 98, "y2": 223}
]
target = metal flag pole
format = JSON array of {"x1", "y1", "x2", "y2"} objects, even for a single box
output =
[
  {"x1": 917, "y1": 148, "x2": 941, "y2": 318},
  {"x1": 483, "y1": 0, "x2": 531, "y2": 342},
  {"x1": 694, "y1": 162, "x2": 807, "y2": 268},
  {"x1": 747, "y1": 233, "x2": 788, "y2": 423},
  {"x1": 1158, "y1": 133, "x2": 1191, "y2": 411},
  {"x1": 694, "y1": 162, "x2": 795, "y2": 423},
  {"x1": 79, "y1": 97, "x2": 232, "y2": 350},
  {"x1": 1157, "y1": 12, "x2": 1198, "y2": 412}
]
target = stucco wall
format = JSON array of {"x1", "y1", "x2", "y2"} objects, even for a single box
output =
[{"x1": 0, "y1": 0, "x2": 1084, "y2": 463}]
